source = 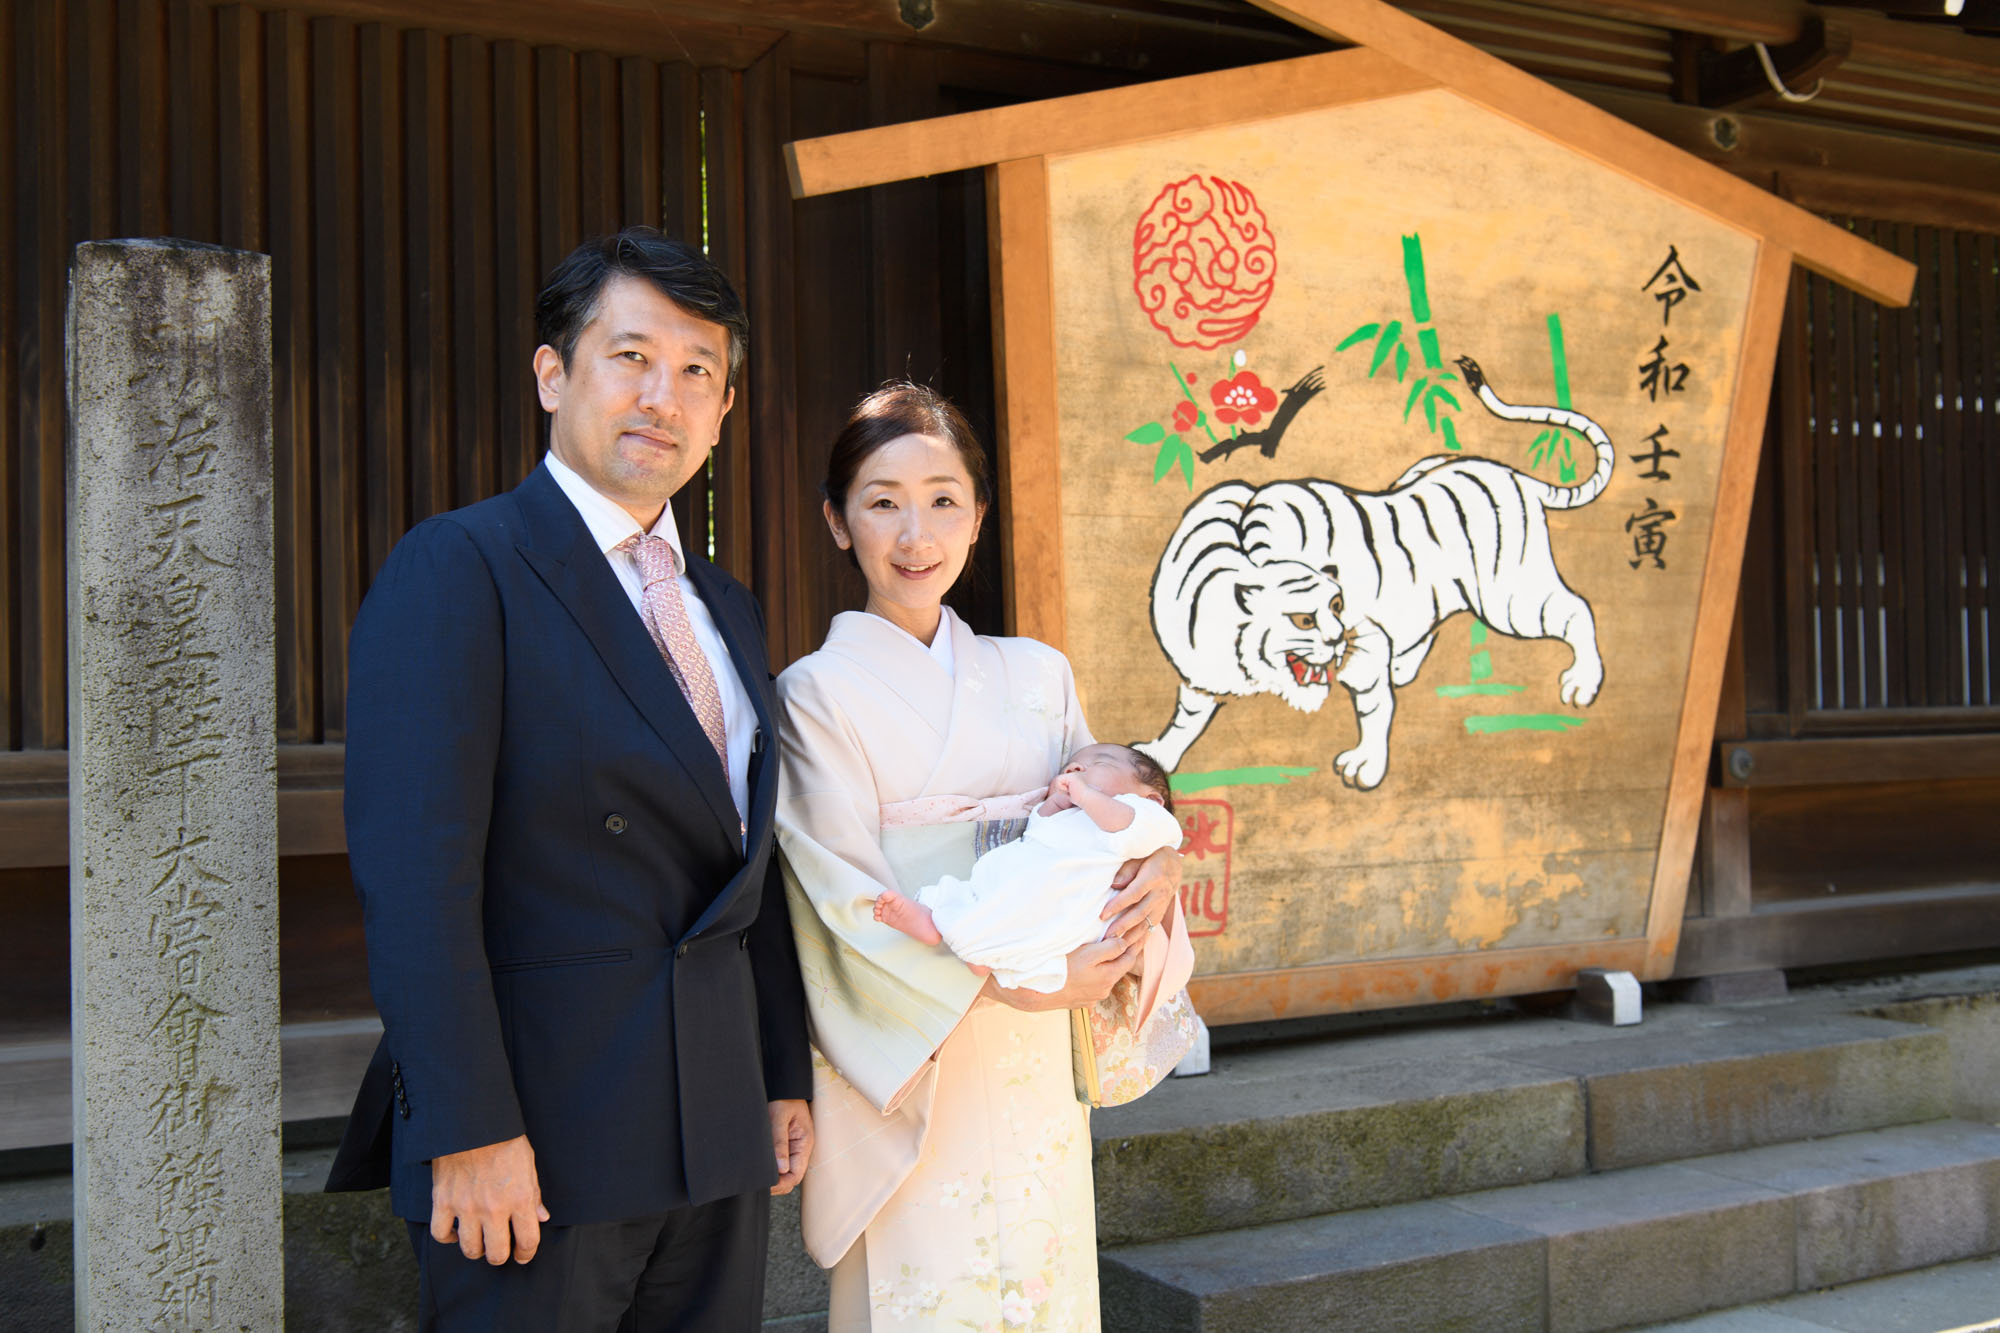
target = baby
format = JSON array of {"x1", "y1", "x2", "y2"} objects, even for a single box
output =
[{"x1": 873, "y1": 742, "x2": 1183, "y2": 993}]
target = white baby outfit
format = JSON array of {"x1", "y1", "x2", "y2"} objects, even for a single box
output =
[{"x1": 916, "y1": 793, "x2": 1185, "y2": 992}]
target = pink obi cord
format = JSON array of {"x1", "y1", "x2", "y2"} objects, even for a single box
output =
[{"x1": 877, "y1": 788, "x2": 1048, "y2": 828}]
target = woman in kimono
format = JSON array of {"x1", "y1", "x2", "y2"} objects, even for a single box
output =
[{"x1": 776, "y1": 383, "x2": 1193, "y2": 1332}]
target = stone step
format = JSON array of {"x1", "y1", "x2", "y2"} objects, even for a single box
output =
[
  {"x1": 1098, "y1": 1118, "x2": 2000, "y2": 1333},
  {"x1": 1093, "y1": 1005, "x2": 1951, "y2": 1246}
]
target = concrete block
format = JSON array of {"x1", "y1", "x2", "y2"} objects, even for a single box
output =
[
  {"x1": 1756, "y1": 1252, "x2": 2000, "y2": 1333},
  {"x1": 1514, "y1": 1013, "x2": 1952, "y2": 1169},
  {"x1": 1100, "y1": 1199, "x2": 1544, "y2": 1333},
  {"x1": 1631, "y1": 1311, "x2": 1827, "y2": 1331},
  {"x1": 1676, "y1": 971, "x2": 1789, "y2": 1005},
  {"x1": 1868, "y1": 992, "x2": 2000, "y2": 1123},
  {"x1": 1448, "y1": 1162, "x2": 1796, "y2": 1333},
  {"x1": 1571, "y1": 968, "x2": 1643, "y2": 1025},
  {"x1": 1092, "y1": 1046, "x2": 1584, "y2": 1245},
  {"x1": 1687, "y1": 1120, "x2": 2000, "y2": 1289}
]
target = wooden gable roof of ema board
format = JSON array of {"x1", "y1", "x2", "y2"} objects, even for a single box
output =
[{"x1": 786, "y1": 0, "x2": 1916, "y2": 308}]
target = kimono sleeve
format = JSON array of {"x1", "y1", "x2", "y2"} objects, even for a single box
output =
[
  {"x1": 774, "y1": 663, "x2": 985, "y2": 1112},
  {"x1": 1054, "y1": 647, "x2": 1095, "y2": 756}
]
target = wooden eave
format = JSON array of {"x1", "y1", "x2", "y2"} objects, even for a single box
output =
[
  {"x1": 234, "y1": 1, "x2": 2000, "y2": 89},
  {"x1": 1517, "y1": 0, "x2": 2000, "y2": 82},
  {"x1": 237, "y1": 0, "x2": 1323, "y2": 75},
  {"x1": 787, "y1": 0, "x2": 1917, "y2": 307}
]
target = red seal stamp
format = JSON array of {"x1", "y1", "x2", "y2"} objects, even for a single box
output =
[{"x1": 1132, "y1": 175, "x2": 1276, "y2": 350}]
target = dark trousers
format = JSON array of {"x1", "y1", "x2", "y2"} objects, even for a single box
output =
[{"x1": 406, "y1": 1192, "x2": 770, "y2": 1332}]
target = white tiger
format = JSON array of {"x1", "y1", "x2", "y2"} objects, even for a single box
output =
[{"x1": 1138, "y1": 356, "x2": 1613, "y2": 791}]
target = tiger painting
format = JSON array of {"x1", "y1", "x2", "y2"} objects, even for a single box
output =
[{"x1": 1137, "y1": 356, "x2": 1615, "y2": 791}]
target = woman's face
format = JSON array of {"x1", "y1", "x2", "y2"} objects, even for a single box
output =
[{"x1": 825, "y1": 432, "x2": 985, "y2": 642}]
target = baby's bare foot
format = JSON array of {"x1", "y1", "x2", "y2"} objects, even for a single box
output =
[{"x1": 875, "y1": 889, "x2": 943, "y2": 946}]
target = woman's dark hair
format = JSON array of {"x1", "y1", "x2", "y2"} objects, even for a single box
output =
[
  {"x1": 822, "y1": 381, "x2": 993, "y2": 516},
  {"x1": 535, "y1": 227, "x2": 748, "y2": 387}
]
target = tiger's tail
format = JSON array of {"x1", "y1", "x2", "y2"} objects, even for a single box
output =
[{"x1": 1455, "y1": 356, "x2": 1614, "y2": 510}]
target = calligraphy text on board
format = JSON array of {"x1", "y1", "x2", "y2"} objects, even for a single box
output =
[{"x1": 1176, "y1": 799, "x2": 1232, "y2": 937}]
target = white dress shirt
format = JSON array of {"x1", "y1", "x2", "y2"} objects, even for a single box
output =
[{"x1": 544, "y1": 450, "x2": 755, "y2": 830}]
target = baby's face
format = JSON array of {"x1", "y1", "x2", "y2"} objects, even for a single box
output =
[{"x1": 1058, "y1": 744, "x2": 1152, "y2": 801}]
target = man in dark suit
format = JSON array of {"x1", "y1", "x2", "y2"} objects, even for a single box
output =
[{"x1": 328, "y1": 228, "x2": 813, "y2": 1331}]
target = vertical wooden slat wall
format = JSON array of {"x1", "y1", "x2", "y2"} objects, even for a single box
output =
[
  {"x1": 0, "y1": 0, "x2": 17, "y2": 755},
  {"x1": 1793, "y1": 217, "x2": 2000, "y2": 724},
  {"x1": 0, "y1": 1, "x2": 710, "y2": 750},
  {"x1": 735, "y1": 38, "x2": 1065, "y2": 667}
]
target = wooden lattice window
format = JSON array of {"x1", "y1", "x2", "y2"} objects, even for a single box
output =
[{"x1": 1787, "y1": 219, "x2": 1999, "y2": 730}]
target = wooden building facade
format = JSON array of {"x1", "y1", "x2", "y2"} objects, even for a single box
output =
[{"x1": 1, "y1": 0, "x2": 1996, "y2": 1118}]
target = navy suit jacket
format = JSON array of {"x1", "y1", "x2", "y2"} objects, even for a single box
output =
[{"x1": 326, "y1": 462, "x2": 812, "y2": 1225}]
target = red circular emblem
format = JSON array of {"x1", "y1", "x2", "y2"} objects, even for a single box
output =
[{"x1": 1132, "y1": 175, "x2": 1276, "y2": 350}]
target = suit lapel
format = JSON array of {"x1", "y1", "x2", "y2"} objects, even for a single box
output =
[
  {"x1": 509, "y1": 465, "x2": 740, "y2": 843},
  {"x1": 681, "y1": 555, "x2": 777, "y2": 937}
]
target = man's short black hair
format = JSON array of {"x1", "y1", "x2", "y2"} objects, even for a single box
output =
[{"x1": 534, "y1": 227, "x2": 748, "y2": 387}]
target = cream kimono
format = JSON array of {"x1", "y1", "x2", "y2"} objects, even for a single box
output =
[{"x1": 777, "y1": 608, "x2": 1186, "y2": 1333}]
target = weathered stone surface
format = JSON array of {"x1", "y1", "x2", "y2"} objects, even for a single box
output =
[
  {"x1": 1100, "y1": 1199, "x2": 1543, "y2": 1333},
  {"x1": 0, "y1": 1213, "x2": 72, "y2": 1333},
  {"x1": 1513, "y1": 1014, "x2": 1952, "y2": 1169},
  {"x1": 2, "y1": 1149, "x2": 829, "y2": 1331},
  {"x1": 1868, "y1": 992, "x2": 2000, "y2": 1123},
  {"x1": 278, "y1": 1189, "x2": 415, "y2": 1333},
  {"x1": 67, "y1": 238, "x2": 280, "y2": 1331},
  {"x1": 1674, "y1": 970, "x2": 1789, "y2": 1005},
  {"x1": 1449, "y1": 1162, "x2": 1796, "y2": 1333},
  {"x1": 766, "y1": 1189, "x2": 832, "y2": 1321},
  {"x1": 1689, "y1": 1120, "x2": 2000, "y2": 1289},
  {"x1": 1092, "y1": 1044, "x2": 1584, "y2": 1244},
  {"x1": 1724, "y1": 1253, "x2": 2000, "y2": 1333}
]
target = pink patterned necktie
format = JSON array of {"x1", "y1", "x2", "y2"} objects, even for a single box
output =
[{"x1": 616, "y1": 533, "x2": 729, "y2": 773}]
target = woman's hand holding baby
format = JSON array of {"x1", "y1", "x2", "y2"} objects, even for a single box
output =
[
  {"x1": 1103, "y1": 846, "x2": 1181, "y2": 956},
  {"x1": 985, "y1": 935, "x2": 1137, "y2": 1011}
]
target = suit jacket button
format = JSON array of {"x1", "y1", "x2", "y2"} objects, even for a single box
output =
[
  {"x1": 604, "y1": 813, "x2": 627, "y2": 834},
  {"x1": 739, "y1": 931, "x2": 749, "y2": 950},
  {"x1": 676, "y1": 943, "x2": 688, "y2": 958}
]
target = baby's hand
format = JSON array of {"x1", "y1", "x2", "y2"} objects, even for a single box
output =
[{"x1": 1052, "y1": 772, "x2": 1082, "y2": 801}]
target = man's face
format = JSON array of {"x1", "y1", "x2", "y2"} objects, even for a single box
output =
[{"x1": 533, "y1": 274, "x2": 736, "y2": 528}]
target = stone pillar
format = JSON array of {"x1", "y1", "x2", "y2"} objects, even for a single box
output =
[{"x1": 67, "y1": 239, "x2": 281, "y2": 1332}]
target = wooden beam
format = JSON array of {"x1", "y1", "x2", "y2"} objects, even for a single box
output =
[
  {"x1": 1717, "y1": 733, "x2": 2000, "y2": 787},
  {"x1": 0, "y1": 1016, "x2": 383, "y2": 1152},
  {"x1": 787, "y1": 48, "x2": 1437, "y2": 198},
  {"x1": 0, "y1": 745, "x2": 347, "y2": 868},
  {"x1": 1502, "y1": 0, "x2": 2000, "y2": 83},
  {"x1": 239, "y1": 0, "x2": 1323, "y2": 77},
  {"x1": 987, "y1": 157, "x2": 1065, "y2": 649},
  {"x1": 1680, "y1": 15, "x2": 1853, "y2": 110},
  {"x1": 1248, "y1": 0, "x2": 1916, "y2": 306},
  {"x1": 1189, "y1": 938, "x2": 1653, "y2": 1024},
  {"x1": 1672, "y1": 883, "x2": 2000, "y2": 977},
  {"x1": 1697, "y1": 789, "x2": 1754, "y2": 917},
  {"x1": 235, "y1": 0, "x2": 784, "y2": 68},
  {"x1": 1575, "y1": 87, "x2": 2000, "y2": 232},
  {"x1": 1642, "y1": 239, "x2": 1800, "y2": 977}
]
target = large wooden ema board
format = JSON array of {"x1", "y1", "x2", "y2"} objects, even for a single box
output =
[{"x1": 789, "y1": 0, "x2": 1913, "y2": 1025}]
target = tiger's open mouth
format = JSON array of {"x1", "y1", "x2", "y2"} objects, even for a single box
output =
[{"x1": 1286, "y1": 652, "x2": 1331, "y2": 686}]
